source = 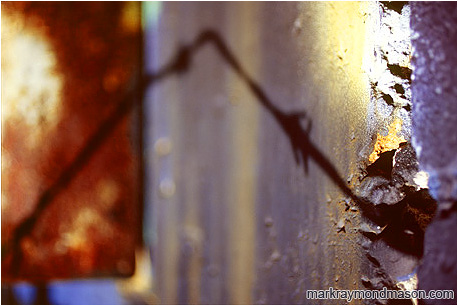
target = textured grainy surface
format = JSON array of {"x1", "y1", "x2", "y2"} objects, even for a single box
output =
[
  {"x1": 410, "y1": 2, "x2": 457, "y2": 304},
  {"x1": 2, "y1": 2, "x2": 454, "y2": 303},
  {"x1": 419, "y1": 209, "x2": 457, "y2": 304},
  {"x1": 144, "y1": 2, "x2": 372, "y2": 304},
  {"x1": 366, "y1": 2, "x2": 412, "y2": 143},
  {"x1": 410, "y1": 2, "x2": 457, "y2": 202},
  {"x1": 2, "y1": 2, "x2": 142, "y2": 281}
]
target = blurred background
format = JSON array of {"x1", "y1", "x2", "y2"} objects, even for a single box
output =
[{"x1": 1, "y1": 2, "x2": 456, "y2": 305}]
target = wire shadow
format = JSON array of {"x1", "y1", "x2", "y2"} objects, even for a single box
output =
[{"x1": 7, "y1": 29, "x2": 385, "y2": 277}]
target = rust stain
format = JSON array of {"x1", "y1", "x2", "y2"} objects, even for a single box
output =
[
  {"x1": 368, "y1": 118, "x2": 406, "y2": 163},
  {"x1": 2, "y1": 2, "x2": 141, "y2": 281}
]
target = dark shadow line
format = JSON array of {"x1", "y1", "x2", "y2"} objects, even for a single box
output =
[
  {"x1": 8, "y1": 64, "x2": 176, "y2": 276},
  {"x1": 192, "y1": 30, "x2": 383, "y2": 221},
  {"x1": 7, "y1": 29, "x2": 380, "y2": 277}
]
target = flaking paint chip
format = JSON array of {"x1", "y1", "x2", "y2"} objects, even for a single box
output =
[
  {"x1": 369, "y1": 118, "x2": 406, "y2": 163},
  {"x1": 337, "y1": 218, "x2": 346, "y2": 233}
]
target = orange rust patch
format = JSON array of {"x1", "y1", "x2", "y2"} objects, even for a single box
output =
[
  {"x1": 369, "y1": 118, "x2": 406, "y2": 163},
  {"x1": 1, "y1": 2, "x2": 141, "y2": 281}
]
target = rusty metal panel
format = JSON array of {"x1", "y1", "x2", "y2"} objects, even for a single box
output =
[{"x1": 2, "y1": 2, "x2": 142, "y2": 281}]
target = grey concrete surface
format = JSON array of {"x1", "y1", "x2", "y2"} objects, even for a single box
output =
[{"x1": 411, "y1": 2, "x2": 457, "y2": 304}]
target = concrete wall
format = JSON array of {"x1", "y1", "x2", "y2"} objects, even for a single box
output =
[{"x1": 411, "y1": 2, "x2": 457, "y2": 304}]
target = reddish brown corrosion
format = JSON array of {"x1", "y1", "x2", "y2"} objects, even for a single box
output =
[
  {"x1": 2, "y1": 2, "x2": 141, "y2": 281},
  {"x1": 368, "y1": 118, "x2": 406, "y2": 164}
]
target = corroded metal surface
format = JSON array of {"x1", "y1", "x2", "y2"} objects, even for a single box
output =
[
  {"x1": 142, "y1": 2, "x2": 443, "y2": 304},
  {"x1": 2, "y1": 2, "x2": 450, "y2": 303},
  {"x1": 144, "y1": 2, "x2": 373, "y2": 304},
  {"x1": 2, "y1": 2, "x2": 142, "y2": 281}
]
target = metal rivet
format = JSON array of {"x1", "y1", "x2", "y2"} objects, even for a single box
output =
[
  {"x1": 154, "y1": 137, "x2": 172, "y2": 156},
  {"x1": 159, "y1": 178, "x2": 176, "y2": 198}
]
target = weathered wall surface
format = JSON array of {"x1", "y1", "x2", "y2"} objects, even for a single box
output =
[
  {"x1": 3, "y1": 1, "x2": 453, "y2": 304},
  {"x1": 144, "y1": 2, "x2": 384, "y2": 304},
  {"x1": 410, "y1": 2, "x2": 457, "y2": 304}
]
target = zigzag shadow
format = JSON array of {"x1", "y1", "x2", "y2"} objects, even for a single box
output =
[{"x1": 6, "y1": 29, "x2": 388, "y2": 277}]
